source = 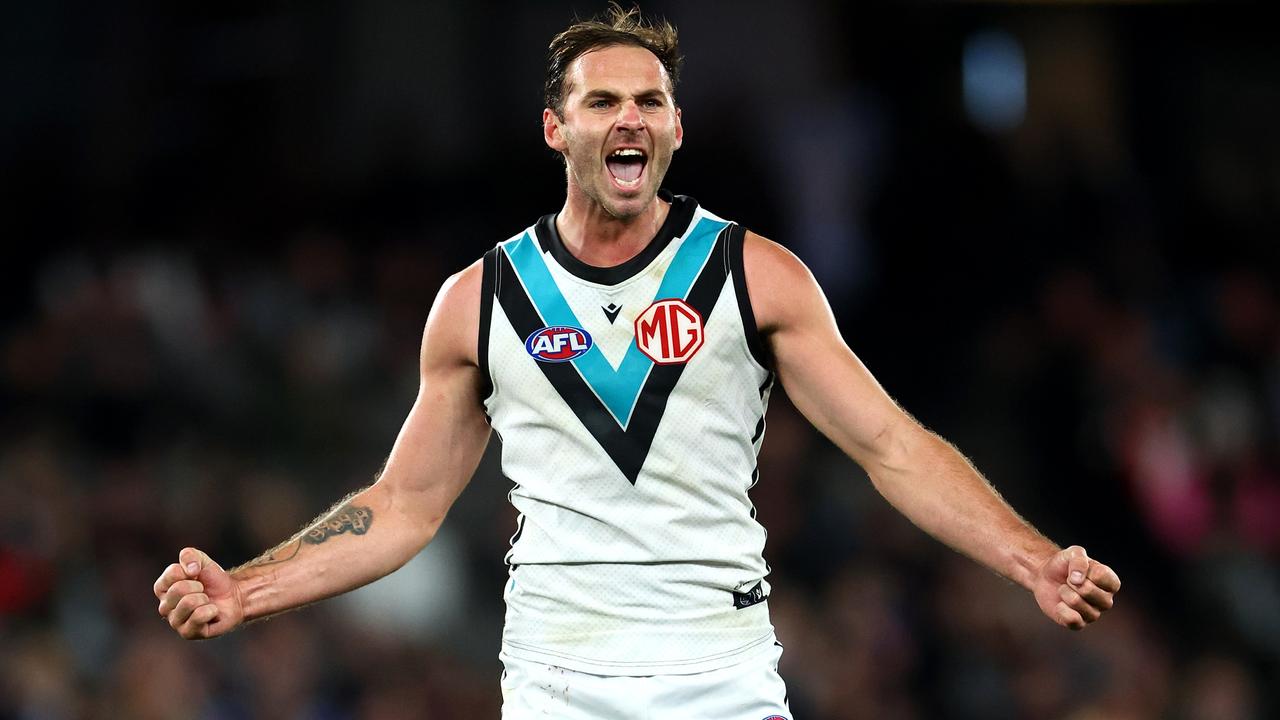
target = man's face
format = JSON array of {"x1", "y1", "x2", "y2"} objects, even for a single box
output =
[{"x1": 544, "y1": 44, "x2": 683, "y2": 220}]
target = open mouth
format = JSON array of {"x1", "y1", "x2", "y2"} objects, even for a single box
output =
[{"x1": 605, "y1": 148, "x2": 647, "y2": 189}]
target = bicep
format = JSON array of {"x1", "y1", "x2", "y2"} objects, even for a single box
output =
[
  {"x1": 745, "y1": 234, "x2": 914, "y2": 467},
  {"x1": 375, "y1": 263, "x2": 492, "y2": 531}
]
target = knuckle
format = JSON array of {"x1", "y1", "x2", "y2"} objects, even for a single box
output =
[
  {"x1": 1056, "y1": 604, "x2": 1082, "y2": 630},
  {"x1": 165, "y1": 580, "x2": 202, "y2": 602},
  {"x1": 155, "y1": 565, "x2": 180, "y2": 594},
  {"x1": 1093, "y1": 565, "x2": 1121, "y2": 592}
]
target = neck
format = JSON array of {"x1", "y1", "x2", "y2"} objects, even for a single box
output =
[{"x1": 556, "y1": 184, "x2": 670, "y2": 268}]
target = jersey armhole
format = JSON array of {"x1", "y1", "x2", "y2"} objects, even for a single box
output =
[
  {"x1": 727, "y1": 224, "x2": 774, "y2": 371},
  {"x1": 478, "y1": 247, "x2": 497, "y2": 403}
]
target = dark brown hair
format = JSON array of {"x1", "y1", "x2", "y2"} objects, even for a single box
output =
[{"x1": 545, "y1": 3, "x2": 682, "y2": 117}]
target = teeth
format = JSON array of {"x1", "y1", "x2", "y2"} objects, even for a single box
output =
[
  {"x1": 615, "y1": 176, "x2": 642, "y2": 187},
  {"x1": 611, "y1": 149, "x2": 645, "y2": 158}
]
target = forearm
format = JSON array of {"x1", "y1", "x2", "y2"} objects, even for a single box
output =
[
  {"x1": 230, "y1": 479, "x2": 434, "y2": 623},
  {"x1": 867, "y1": 423, "x2": 1058, "y2": 591}
]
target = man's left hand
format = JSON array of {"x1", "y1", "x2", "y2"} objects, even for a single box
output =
[{"x1": 1032, "y1": 545, "x2": 1121, "y2": 630}]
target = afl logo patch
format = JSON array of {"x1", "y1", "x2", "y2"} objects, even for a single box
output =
[
  {"x1": 635, "y1": 298, "x2": 704, "y2": 365},
  {"x1": 525, "y1": 326, "x2": 592, "y2": 363}
]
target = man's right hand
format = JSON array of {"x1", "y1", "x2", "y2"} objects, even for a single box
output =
[{"x1": 154, "y1": 547, "x2": 244, "y2": 639}]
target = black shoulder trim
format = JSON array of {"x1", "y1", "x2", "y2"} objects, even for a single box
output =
[
  {"x1": 534, "y1": 191, "x2": 698, "y2": 286},
  {"x1": 477, "y1": 247, "x2": 497, "y2": 403},
  {"x1": 728, "y1": 224, "x2": 773, "y2": 370}
]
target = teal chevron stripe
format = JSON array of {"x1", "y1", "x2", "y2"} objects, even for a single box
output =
[
  {"x1": 503, "y1": 216, "x2": 726, "y2": 427},
  {"x1": 654, "y1": 216, "x2": 726, "y2": 302}
]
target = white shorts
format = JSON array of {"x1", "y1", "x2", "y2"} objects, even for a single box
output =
[{"x1": 499, "y1": 640, "x2": 791, "y2": 720}]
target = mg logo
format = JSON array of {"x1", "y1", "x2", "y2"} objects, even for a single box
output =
[{"x1": 634, "y1": 298, "x2": 704, "y2": 364}]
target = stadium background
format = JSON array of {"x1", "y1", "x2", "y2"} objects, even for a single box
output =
[{"x1": 2, "y1": 1, "x2": 1278, "y2": 718}]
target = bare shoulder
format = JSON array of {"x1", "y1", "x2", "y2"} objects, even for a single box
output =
[
  {"x1": 434, "y1": 259, "x2": 484, "y2": 316},
  {"x1": 741, "y1": 229, "x2": 826, "y2": 335},
  {"x1": 422, "y1": 258, "x2": 485, "y2": 370}
]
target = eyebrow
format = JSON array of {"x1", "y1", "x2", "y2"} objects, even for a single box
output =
[
  {"x1": 581, "y1": 89, "x2": 620, "y2": 102},
  {"x1": 580, "y1": 88, "x2": 668, "y2": 103}
]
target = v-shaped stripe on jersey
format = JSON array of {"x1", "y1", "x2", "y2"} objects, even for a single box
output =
[
  {"x1": 502, "y1": 216, "x2": 727, "y2": 428},
  {"x1": 491, "y1": 222, "x2": 738, "y2": 484}
]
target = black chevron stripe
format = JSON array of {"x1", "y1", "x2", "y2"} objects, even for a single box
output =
[{"x1": 493, "y1": 228, "x2": 733, "y2": 484}]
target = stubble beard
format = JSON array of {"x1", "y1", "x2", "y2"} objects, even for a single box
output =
[{"x1": 564, "y1": 146, "x2": 673, "y2": 222}]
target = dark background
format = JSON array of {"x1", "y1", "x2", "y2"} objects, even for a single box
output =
[{"x1": 2, "y1": 1, "x2": 1278, "y2": 718}]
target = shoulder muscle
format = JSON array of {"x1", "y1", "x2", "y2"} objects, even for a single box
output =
[
  {"x1": 741, "y1": 229, "x2": 836, "y2": 339},
  {"x1": 421, "y1": 259, "x2": 484, "y2": 377}
]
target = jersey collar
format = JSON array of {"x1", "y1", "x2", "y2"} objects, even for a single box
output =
[{"x1": 535, "y1": 190, "x2": 699, "y2": 286}]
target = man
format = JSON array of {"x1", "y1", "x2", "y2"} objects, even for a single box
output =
[{"x1": 154, "y1": 6, "x2": 1120, "y2": 718}]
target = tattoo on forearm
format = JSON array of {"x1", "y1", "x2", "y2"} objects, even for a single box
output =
[
  {"x1": 303, "y1": 504, "x2": 373, "y2": 544},
  {"x1": 235, "y1": 496, "x2": 375, "y2": 573},
  {"x1": 258, "y1": 539, "x2": 302, "y2": 565}
]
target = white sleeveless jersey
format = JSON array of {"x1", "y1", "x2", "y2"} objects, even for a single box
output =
[{"x1": 478, "y1": 193, "x2": 777, "y2": 675}]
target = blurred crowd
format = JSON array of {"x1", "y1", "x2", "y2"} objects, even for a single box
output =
[{"x1": 3, "y1": 2, "x2": 1279, "y2": 719}]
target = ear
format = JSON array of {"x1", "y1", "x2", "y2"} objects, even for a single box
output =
[
  {"x1": 543, "y1": 108, "x2": 568, "y2": 153},
  {"x1": 673, "y1": 106, "x2": 683, "y2": 151}
]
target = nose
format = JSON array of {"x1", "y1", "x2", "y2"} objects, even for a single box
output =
[{"x1": 616, "y1": 100, "x2": 644, "y2": 130}]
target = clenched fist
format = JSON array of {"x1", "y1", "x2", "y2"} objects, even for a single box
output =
[
  {"x1": 1031, "y1": 545, "x2": 1121, "y2": 630},
  {"x1": 154, "y1": 547, "x2": 244, "y2": 639}
]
